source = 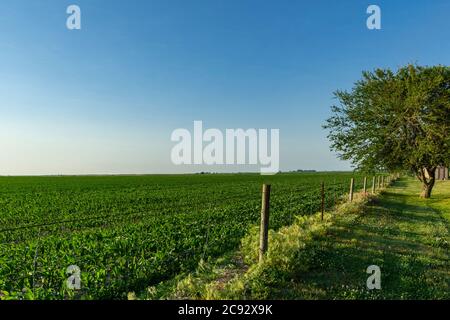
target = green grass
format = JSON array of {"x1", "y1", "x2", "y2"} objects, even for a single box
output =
[
  {"x1": 425, "y1": 180, "x2": 450, "y2": 224},
  {"x1": 287, "y1": 178, "x2": 449, "y2": 299},
  {"x1": 150, "y1": 178, "x2": 449, "y2": 300},
  {"x1": 251, "y1": 178, "x2": 450, "y2": 299}
]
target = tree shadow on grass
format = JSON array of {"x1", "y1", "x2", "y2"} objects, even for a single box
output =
[{"x1": 274, "y1": 183, "x2": 450, "y2": 300}]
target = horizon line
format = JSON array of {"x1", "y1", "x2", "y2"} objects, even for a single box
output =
[{"x1": 0, "y1": 170, "x2": 355, "y2": 177}]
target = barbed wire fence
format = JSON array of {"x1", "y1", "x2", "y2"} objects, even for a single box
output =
[{"x1": 257, "y1": 173, "x2": 398, "y2": 262}]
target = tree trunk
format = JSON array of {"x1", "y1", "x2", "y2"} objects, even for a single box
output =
[
  {"x1": 417, "y1": 167, "x2": 436, "y2": 198},
  {"x1": 420, "y1": 181, "x2": 435, "y2": 198}
]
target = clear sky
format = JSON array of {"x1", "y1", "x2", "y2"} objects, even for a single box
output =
[{"x1": 1, "y1": 0, "x2": 449, "y2": 175}]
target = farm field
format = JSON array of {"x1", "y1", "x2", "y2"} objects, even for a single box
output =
[
  {"x1": 0, "y1": 172, "x2": 364, "y2": 299},
  {"x1": 152, "y1": 178, "x2": 449, "y2": 300}
]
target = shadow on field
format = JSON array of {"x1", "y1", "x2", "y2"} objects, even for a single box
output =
[{"x1": 275, "y1": 179, "x2": 450, "y2": 300}]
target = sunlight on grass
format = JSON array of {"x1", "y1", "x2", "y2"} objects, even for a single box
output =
[
  {"x1": 138, "y1": 178, "x2": 449, "y2": 300},
  {"x1": 426, "y1": 180, "x2": 450, "y2": 224}
]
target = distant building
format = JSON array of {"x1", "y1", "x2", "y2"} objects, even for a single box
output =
[
  {"x1": 435, "y1": 166, "x2": 449, "y2": 180},
  {"x1": 423, "y1": 166, "x2": 448, "y2": 180}
]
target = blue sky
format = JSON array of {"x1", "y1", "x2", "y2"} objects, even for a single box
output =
[{"x1": 0, "y1": 0, "x2": 449, "y2": 175}]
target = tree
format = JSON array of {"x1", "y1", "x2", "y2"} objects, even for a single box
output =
[{"x1": 324, "y1": 64, "x2": 450, "y2": 198}]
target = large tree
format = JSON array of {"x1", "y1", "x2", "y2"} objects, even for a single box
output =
[{"x1": 324, "y1": 64, "x2": 450, "y2": 198}]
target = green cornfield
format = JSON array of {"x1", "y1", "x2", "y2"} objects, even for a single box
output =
[{"x1": 0, "y1": 172, "x2": 368, "y2": 299}]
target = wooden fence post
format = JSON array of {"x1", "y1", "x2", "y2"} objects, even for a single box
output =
[
  {"x1": 321, "y1": 182, "x2": 325, "y2": 221},
  {"x1": 377, "y1": 176, "x2": 381, "y2": 189},
  {"x1": 349, "y1": 178, "x2": 354, "y2": 202},
  {"x1": 372, "y1": 176, "x2": 376, "y2": 194},
  {"x1": 381, "y1": 176, "x2": 384, "y2": 188},
  {"x1": 259, "y1": 184, "x2": 271, "y2": 263},
  {"x1": 363, "y1": 177, "x2": 367, "y2": 194}
]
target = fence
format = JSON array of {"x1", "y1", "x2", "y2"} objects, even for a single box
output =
[{"x1": 258, "y1": 173, "x2": 398, "y2": 262}]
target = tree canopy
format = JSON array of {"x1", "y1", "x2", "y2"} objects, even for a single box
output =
[{"x1": 324, "y1": 64, "x2": 450, "y2": 198}]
